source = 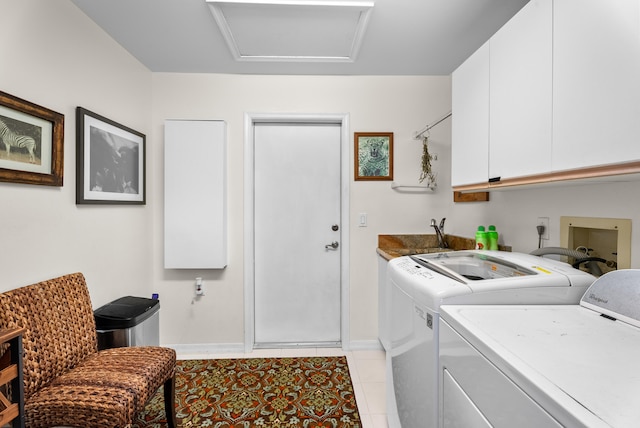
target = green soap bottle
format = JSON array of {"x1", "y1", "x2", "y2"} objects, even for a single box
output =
[
  {"x1": 487, "y1": 225, "x2": 499, "y2": 251},
  {"x1": 475, "y1": 226, "x2": 488, "y2": 250}
]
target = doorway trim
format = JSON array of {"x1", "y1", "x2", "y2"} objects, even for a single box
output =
[{"x1": 244, "y1": 112, "x2": 351, "y2": 353}]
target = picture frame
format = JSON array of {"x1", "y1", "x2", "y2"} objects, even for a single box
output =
[
  {"x1": 76, "y1": 107, "x2": 146, "y2": 204},
  {"x1": 0, "y1": 90, "x2": 64, "y2": 186},
  {"x1": 354, "y1": 132, "x2": 394, "y2": 181}
]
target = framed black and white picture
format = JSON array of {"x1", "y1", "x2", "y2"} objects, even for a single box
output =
[
  {"x1": 76, "y1": 107, "x2": 145, "y2": 204},
  {"x1": 0, "y1": 90, "x2": 64, "y2": 186}
]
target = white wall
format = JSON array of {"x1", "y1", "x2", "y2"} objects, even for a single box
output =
[
  {"x1": 150, "y1": 73, "x2": 453, "y2": 347},
  {"x1": 1, "y1": 1, "x2": 454, "y2": 349},
  {"x1": 447, "y1": 180, "x2": 640, "y2": 266},
  {"x1": 150, "y1": 70, "x2": 640, "y2": 349},
  {"x1": 5, "y1": 1, "x2": 640, "y2": 351},
  {"x1": 0, "y1": 0, "x2": 153, "y2": 307}
]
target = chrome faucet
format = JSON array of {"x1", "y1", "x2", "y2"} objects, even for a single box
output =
[{"x1": 431, "y1": 218, "x2": 448, "y2": 248}]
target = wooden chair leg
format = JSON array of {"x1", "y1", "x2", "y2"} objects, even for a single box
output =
[{"x1": 163, "y1": 375, "x2": 177, "y2": 428}]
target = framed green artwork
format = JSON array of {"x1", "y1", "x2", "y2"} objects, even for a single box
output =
[{"x1": 354, "y1": 132, "x2": 393, "y2": 181}]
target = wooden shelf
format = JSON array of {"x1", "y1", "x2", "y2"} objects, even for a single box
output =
[
  {"x1": 453, "y1": 191, "x2": 490, "y2": 203},
  {"x1": 0, "y1": 328, "x2": 25, "y2": 428}
]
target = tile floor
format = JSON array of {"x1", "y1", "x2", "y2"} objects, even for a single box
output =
[{"x1": 178, "y1": 347, "x2": 388, "y2": 428}]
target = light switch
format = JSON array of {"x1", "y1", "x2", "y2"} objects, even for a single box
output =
[{"x1": 359, "y1": 213, "x2": 367, "y2": 227}]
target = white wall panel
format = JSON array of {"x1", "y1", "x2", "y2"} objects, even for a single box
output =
[{"x1": 164, "y1": 120, "x2": 227, "y2": 269}]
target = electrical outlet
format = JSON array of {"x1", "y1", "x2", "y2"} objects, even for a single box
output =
[
  {"x1": 537, "y1": 217, "x2": 550, "y2": 240},
  {"x1": 195, "y1": 277, "x2": 204, "y2": 296}
]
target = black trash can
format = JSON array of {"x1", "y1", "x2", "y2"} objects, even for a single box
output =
[{"x1": 94, "y1": 296, "x2": 160, "y2": 350}]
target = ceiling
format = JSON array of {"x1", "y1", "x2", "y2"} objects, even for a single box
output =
[{"x1": 71, "y1": 0, "x2": 530, "y2": 76}]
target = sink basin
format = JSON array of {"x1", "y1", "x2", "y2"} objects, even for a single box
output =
[
  {"x1": 377, "y1": 247, "x2": 453, "y2": 260},
  {"x1": 392, "y1": 248, "x2": 452, "y2": 256}
]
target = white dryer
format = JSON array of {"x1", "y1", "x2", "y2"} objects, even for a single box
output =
[
  {"x1": 440, "y1": 269, "x2": 640, "y2": 428},
  {"x1": 386, "y1": 250, "x2": 595, "y2": 428}
]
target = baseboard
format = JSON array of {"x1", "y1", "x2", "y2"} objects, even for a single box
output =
[
  {"x1": 166, "y1": 339, "x2": 383, "y2": 358},
  {"x1": 166, "y1": 342, "x2": 245, "y2": 357}
]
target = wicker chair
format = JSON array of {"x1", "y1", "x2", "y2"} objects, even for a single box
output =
[{"x1": 0, "y1": 273, "x2": 177, "y2": 428}]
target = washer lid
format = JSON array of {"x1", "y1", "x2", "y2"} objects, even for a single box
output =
[
  {"x1": 581, "y1": 269, "x2": 640, "y2": 327},
  {"x1": 411, "y1": 251, "x2": 536, "y2": 282}
]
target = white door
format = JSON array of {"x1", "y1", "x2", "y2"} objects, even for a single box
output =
[{"x1": 254, "y1": 122, "x2": 342, "y2": 346}]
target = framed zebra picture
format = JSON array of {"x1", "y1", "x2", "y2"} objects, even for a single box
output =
[
  {"x1": 76, "y1": 107, "x2": 146, "y2": 205},
  {"x1": 0, "y1": 90, "x2": 64, "y2": 186},
  {"x1": 354, "y1": 132, "x2": 394, "y2": 181}
]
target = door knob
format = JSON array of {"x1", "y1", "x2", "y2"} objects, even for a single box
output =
[{"x1": 325, "y1": 241, "x2": 339, "y2": 250}]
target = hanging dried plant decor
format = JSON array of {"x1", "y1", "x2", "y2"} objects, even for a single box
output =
[{"x1": 419, "y1": 135, "x2": 437, "y2": 186}]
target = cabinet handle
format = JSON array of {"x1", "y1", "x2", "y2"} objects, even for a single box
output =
[{"x1": 488, "y1": 177, "x2": 501, "y2": 183}]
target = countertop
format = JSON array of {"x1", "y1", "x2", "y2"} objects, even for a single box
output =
[{"x1": 377, "y1": 234, "x2": 511, "y2": 260}]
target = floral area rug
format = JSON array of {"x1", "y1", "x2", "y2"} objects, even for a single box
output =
[{"x1": 132, "y1": 356, "x2": 361, "y2": 427}]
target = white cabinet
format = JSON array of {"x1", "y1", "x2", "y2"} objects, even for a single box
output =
[
  {"x1": 452, "y1": 0, "x2": 640, "y2": 190},
  {"x1": 451, "y1": 42, "x2": 490, "y2": 187},
  {"x1": 552, "y1": 0, "x2": 640, "y2": 171},
  {"x1": 452, "y1": 0, "x2": 552, "y2": 187},
  {"x1": 164, "y1": 120, "x2": 227, "y2": 269},
  {"x1": 489, "y1": 0, "x2": 552, "y2": 180}
]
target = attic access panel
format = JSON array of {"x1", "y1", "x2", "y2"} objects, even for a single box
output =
[{"x1": 206, "y1": 0, "x2": 374, "y2": 62}]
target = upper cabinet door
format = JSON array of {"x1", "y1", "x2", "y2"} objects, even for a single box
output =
[
  {"x1": 489, "y1": 0, "x2": 553, "y2": 181},
  {"x1": 553, "y1": 0, "x2": 640, "y2": 171},
  {"x1": 451, "y1": 41, "x2": 490, "y2": 187}
]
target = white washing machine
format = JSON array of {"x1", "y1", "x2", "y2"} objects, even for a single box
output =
[
  {"x1": 386, "y1": 250, "x2": 596, "y2": 428},
  {"x1": 439, "y1": 269, "x2": 640, "y2": 428}
]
